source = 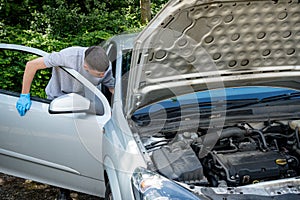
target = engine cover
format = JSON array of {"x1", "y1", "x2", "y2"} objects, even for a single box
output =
[
  {"x1": 152, "y1": 145, "x2": 204, "y2": 182},
  {"x1": 213, "y1": 151, "x2": 288, "y2": 185}
]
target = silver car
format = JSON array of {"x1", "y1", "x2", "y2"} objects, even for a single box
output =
[{"x1": 1, "y1": 0, "x2": 300, "y2": 199}]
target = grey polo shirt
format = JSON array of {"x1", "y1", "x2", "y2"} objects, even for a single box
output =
[{"x1": 44, "y1": 47, "x2": 114, "y2": 99}]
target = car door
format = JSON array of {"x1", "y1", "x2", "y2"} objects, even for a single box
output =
[{"x1": 0, "y1": 44, "x2": 111, "y2": 197}]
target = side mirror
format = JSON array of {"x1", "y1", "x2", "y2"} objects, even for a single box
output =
[{"x1": 49, "y1": 93, "x2": 90, "y2": 114}]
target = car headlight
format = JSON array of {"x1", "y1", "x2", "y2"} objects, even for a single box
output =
[{"x1": 131, "y1": 167, "x2": 203, "y2": 200}]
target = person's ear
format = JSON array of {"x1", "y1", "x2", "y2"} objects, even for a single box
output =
[{"x1": 83, "y1": 64, "x2": 89, "y2": 70}]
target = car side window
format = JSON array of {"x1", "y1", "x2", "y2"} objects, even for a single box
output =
[
  {"x1": 122, "y1": 50, "x2": 132, "y2": 76},
  {"x1": 106, "y1": 43, "x2": 117, "y2": 78},
  {"x1": 121, "y1": 50, "x2": 132, "y2": 105},
  {"x1": 0, "y1": 49, "x2": 51, "y2": 100},
  {"x1": 102, "y1": 43, "x2": 117, "y2": 105},
  {"x1": 0, "y1": 47, "x2": 106, "y2": 114}
]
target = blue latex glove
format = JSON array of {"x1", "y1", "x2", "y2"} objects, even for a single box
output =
[{"x1": 16, "y1": 93, "x2": 32, "y2": 116}]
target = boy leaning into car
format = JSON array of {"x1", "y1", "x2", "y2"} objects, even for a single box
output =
[{"x1": 16, "y1": 46, "x2": 114, "y2": 116}]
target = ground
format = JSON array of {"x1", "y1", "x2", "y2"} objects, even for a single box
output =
[{"x1": 0, "y1": 173, "x2": 103, "y2": 200}]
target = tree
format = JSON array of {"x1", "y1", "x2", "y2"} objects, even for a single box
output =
[{"x1": 140, "y1": 0, "x2": 151, "y2": 24}]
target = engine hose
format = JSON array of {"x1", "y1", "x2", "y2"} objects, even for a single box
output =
[
  {"x1": 250, "y1": 129, "x2": 269, "y2": 151},
  {"x1": 295, "y1": 127, "x2": 300, "y2": 149},
  {"x1": 264, "y1": 132, "x2": 295, "y2": 138},
  {"x1": 196, "y1": 127, "x2": 246, "y2": 144},
  {"x1": 219, "y1": 127, "x2": 246, "y2": 140},
  {"x1": 216, "y1": 138, "x2": 239, "y2": 154}
]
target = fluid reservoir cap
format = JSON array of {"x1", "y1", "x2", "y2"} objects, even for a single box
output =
[
  {"x1": 276, "y1": 158, "x2": 287, "y2": 166},
  {"x1": 289, "y1": 120, "x2": 300, "y2": 130}
]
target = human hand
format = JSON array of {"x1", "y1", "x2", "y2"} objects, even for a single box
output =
[{"x1": 16, "y1": 93, "x2": 32, "y2": 116}]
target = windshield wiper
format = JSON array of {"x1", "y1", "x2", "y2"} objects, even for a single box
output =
[
  {"x1": 228, "y1": 92, "x2": 300, "y2": 110},
  {"x1": 133, "y1": 98, "x2": 259, "y2": 118},
  {"x1": 260, "y1": 92, "x2": 300, "y2": 102},
  {"x1": 225, "y1": 98, "x2": 259, "y2": 110}
]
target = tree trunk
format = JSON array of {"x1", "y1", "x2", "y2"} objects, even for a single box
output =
[{"x1": 140, "y1": 0, "x2": 151, "y2": 24}]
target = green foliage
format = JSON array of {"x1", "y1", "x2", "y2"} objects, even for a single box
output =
[
  {"x1": 0, "y1": 24, "x2": 67, "y2": 98},
  {"x1": 0, "y1": 0, "x2": 168, "y2": 98},
  {"x1": 152, "y1": 0, "x2": 169, "y2": 15}
]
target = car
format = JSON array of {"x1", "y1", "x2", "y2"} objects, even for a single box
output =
[{"x1": 1, "y1": 0, "x2": 300, "y2": 199}]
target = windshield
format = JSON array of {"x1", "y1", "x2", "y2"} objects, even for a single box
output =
[{"x1": 132, "y1": 86, "x2": 300, "y2": 127}]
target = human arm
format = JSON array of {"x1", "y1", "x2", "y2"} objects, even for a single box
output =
[
  {"x1": 21, "y1": 57, "x2": 47, "y2": 94},
  {"x1": 16, "y1": 57, "x2": 47, "y2": 116}
]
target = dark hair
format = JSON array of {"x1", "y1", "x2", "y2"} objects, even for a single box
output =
[{"x1": 85, "y1": 46, "x2": 109, "y2": 72}]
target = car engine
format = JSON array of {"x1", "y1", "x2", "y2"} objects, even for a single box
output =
[{"x1": 140, "y1": 120, "x2": 300, "y2": 187}]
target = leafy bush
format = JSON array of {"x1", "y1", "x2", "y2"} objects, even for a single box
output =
[{"x1": 0, "y1": 0, "x2": 169, "y2": 98}]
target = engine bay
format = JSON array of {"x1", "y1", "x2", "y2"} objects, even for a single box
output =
[{"x1": 139, "y1": 120, "x2": 300, "y2": 187}]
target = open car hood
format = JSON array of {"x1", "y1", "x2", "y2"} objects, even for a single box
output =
[{"x1": 125, "y1": 0, "x2": 300, "y2": 116}]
